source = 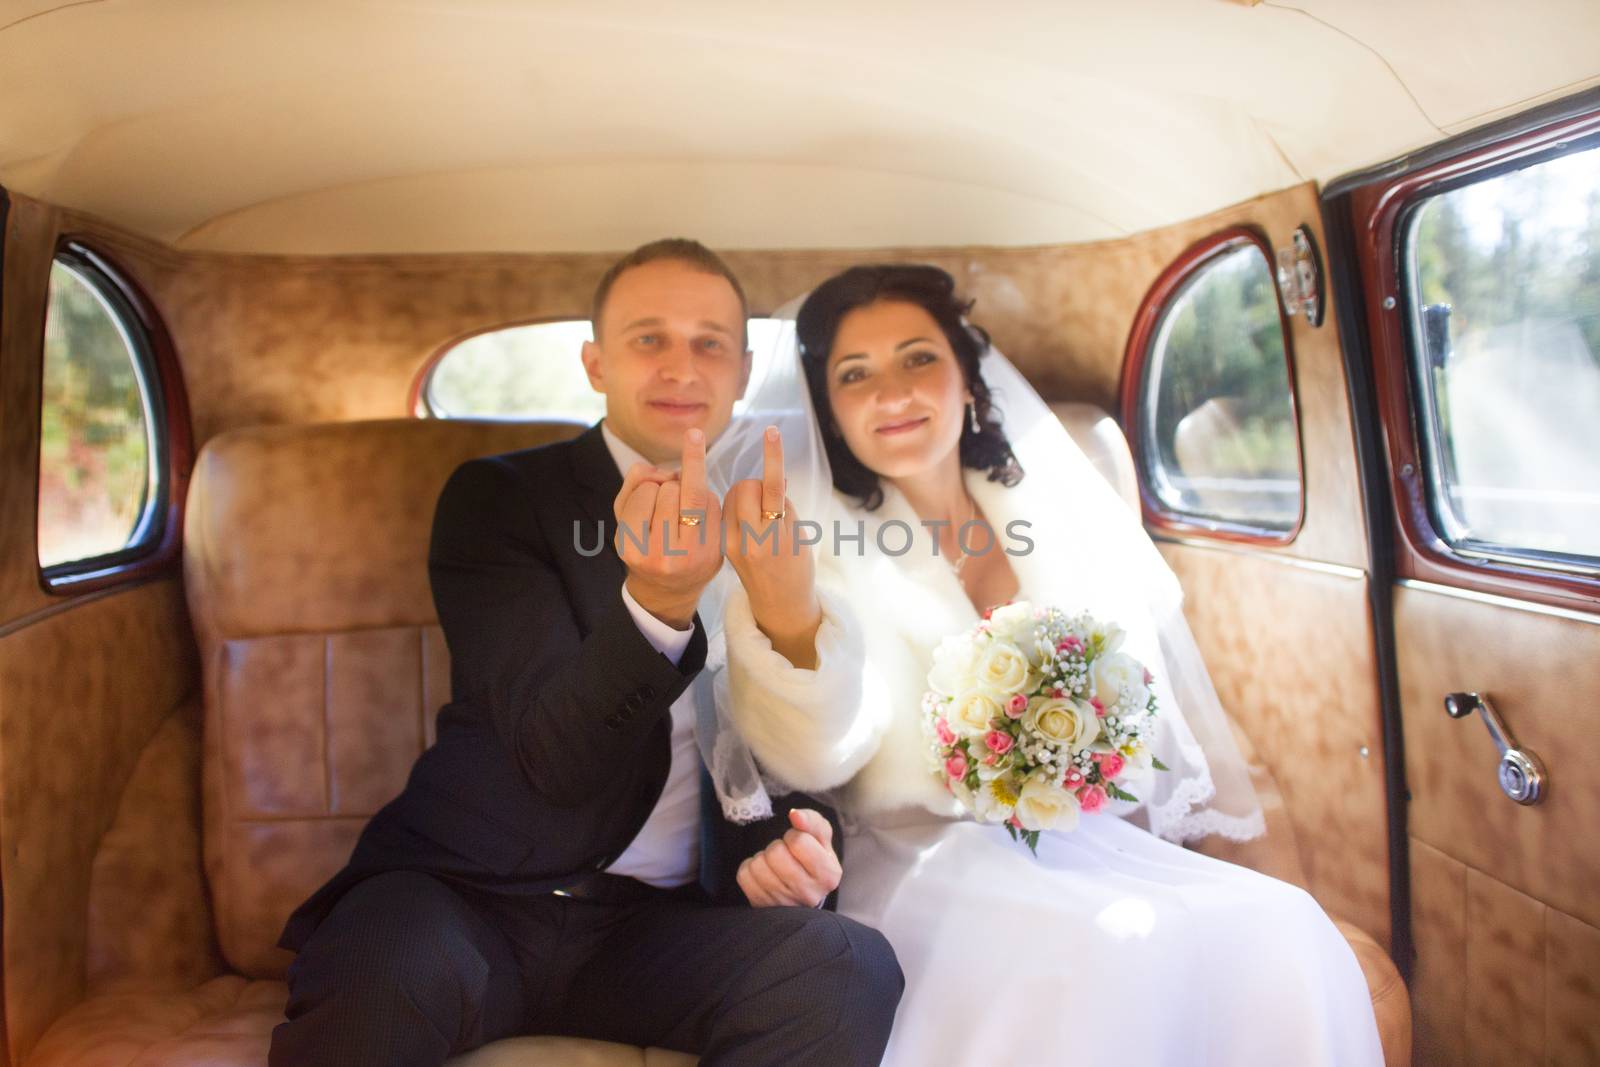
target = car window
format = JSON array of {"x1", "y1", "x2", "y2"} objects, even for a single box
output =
[
  {"x1": 1138, "y1": 239, "x2": 1302, "y2": 533},
  {"x1": 1406, "y1": 144, "x2": 1600, "y2": 565},
  {"x1": 420, "y1": 318, "x2": 786, "y2": 421},
  {"x1": 38, "y1": 256, "x2": 164, "y2": 573}
]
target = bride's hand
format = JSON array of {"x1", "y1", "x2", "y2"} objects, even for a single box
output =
[
  {"x1": 722, "y1": 426, "x2": 822, "y2": 667},
  {"x1": 615, "y1": 429, "x2": 724, "y2": 629},
  {"x1": 737, "y1": 809, "x2": 842, "y2": 909}
]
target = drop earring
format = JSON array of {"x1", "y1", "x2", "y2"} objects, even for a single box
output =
[{"x1": 967, "y1": 401, "x2": 980, "y2": 434}]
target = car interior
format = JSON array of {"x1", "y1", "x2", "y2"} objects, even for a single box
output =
[{"x1": 0, "y1": 2, "x2": 1597, "y2": 1065}]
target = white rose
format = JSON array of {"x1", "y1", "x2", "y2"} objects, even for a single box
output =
[
  {"x1": 1026, "y1": 696, "x2": 1101, "y2": 751},
  {"x1": 1015, "y1": 776, "x2": 1081, "y2": 833},
  {"x1": 985, "y1": 602, "x2": 1037, "y2": 644},
  {"x1": 976, "y1": 640, "x2": 1035, "y2": 694},
  {"x1": 927, "y1": 634, "x2": 982, "y2": 697},
  {"x1": 1090, "y1": 652, "x2": 1150, "y2": 712},
  {"x1": 949, "y1": 689, "x2": 1003, "y2": 737}
]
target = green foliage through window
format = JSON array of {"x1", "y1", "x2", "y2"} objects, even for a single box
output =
[
  {"x1": 1408, "y1": 145, "x2": 1600, "y2": 562},
  {"x1": 39, "y1": 260, "x2": 158, "y2": 569},
  {"x1": 1140, "y1": 241, "x2": 1301, "y2": 530}
]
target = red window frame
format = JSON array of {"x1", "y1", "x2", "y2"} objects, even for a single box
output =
[
  {"x1": 1119, "y1": 225, "x2": 1307, "y2": 545},
  {"x1": 39, "y1": 238, "x2": 193, "y2": 596},
  {"x1": 1348, "y1": 107, "x2": 1600, "y2": 611}
]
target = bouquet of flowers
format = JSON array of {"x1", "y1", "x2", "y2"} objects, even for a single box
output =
[{"x1": 922, "y1": 601, "x2": 1166, "y2": 852}]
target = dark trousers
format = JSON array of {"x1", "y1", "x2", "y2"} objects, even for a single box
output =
[{"x1": 269, "y1": 870, "x2": 903, "y2": 1067}]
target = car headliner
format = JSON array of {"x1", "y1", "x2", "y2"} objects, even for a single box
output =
[{"x1": 1, "y1": 0, "x2": 1596, "y2": 255}]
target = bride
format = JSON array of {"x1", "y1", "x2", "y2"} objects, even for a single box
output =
[{"x1": 705, "y1": 264, "x2": 1385, "y2": 1065}]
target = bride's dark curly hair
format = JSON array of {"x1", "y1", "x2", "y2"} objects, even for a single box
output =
[{"x1": 796, "y1": 264, "x2": 1023, "y2": 510}]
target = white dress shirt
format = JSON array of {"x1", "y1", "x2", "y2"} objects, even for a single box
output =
[{"x1": 601, "y1": 422, "x2": 703, "y2": 888}]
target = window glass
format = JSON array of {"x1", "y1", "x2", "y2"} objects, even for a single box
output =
[
  {"x1": 38, "y1": 259, "x2": 161, "y2": 570},
  {"x1": 421, "y1": 318, "x2": 785, "y2": 421},
  {"x1": 1140, "y1": 241, "x2": 1301, "y2": 530},
  {"x1": 1407, "y1": 146, "x2": 1600, "y2": 563}
]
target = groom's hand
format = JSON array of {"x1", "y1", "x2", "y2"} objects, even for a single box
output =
[
  {"x1": 723, "y1": 426, "x2": 822, "y2": 668},
  {"x1": 615, "y1": 428, "x2": 724, "y2": 630},
  {"x1": 737, "y1": 809, "x2": 842, "y2": 909}
]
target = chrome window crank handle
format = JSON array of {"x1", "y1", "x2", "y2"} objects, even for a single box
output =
[{"x1": 1443, "y1": 692, "x2": 1547, "y2": 805}]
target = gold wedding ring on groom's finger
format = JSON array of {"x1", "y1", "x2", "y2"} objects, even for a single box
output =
[{"x1": 761, "y1": 509, "x2": 786, "y2": 521}]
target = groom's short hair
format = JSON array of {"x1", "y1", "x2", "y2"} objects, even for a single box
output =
[{"x1": 591, "y1": 238, "x2": 749, "y2": 345}]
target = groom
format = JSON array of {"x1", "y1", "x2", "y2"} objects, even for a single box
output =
[{"x1": 269, "y1": 239, "x2": 903, "y2": 1066}]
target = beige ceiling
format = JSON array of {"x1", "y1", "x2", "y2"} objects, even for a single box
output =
[{"x1": 1, "y1": 0, "x2": 1596, "y2": 255}]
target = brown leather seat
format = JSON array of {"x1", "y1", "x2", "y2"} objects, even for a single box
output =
[
  {"x1": 29, "y1": 418, "x2": 693, "y2": 1067},
  {"x1": 27, "y1": 977, "x2": 693, "y2": 1066},
  {"x1": 1053, "y1": 401, "x2": 1412, "y2": 1066}
]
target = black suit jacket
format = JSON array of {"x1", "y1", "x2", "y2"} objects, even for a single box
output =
[{"x1": 281, "y1": 423, "x2": 837, "y2": 951}]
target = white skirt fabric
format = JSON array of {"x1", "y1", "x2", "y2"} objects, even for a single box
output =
[{"x1": 837, "y1": 811, "x2": 1385, "y2": 1067}]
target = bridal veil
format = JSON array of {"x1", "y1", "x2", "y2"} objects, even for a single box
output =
[{"x1": 701, "y1": 295, "x2": 1264, "y2": 844}]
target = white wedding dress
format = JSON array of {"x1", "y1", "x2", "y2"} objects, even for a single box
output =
[
  {"x1": 707, "y1": 325, "x2": 1385, "y2": 1065},
  {"x1": 839, "y1": 811, "x2": 1378, "y2": 1066},
  {"x1": 722, "y1": 469, "x2": 1385, "y2": 1067}
]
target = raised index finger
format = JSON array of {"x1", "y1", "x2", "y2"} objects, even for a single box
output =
[
  {"x1": 680, "y1": 427, "x2": 707, "y2": 512},
  {"x1": 762, "y1": 425, "x2": 785, "y2": 516}
]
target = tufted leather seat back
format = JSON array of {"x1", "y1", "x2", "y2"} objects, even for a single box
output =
[{"x1": 184, "y1": 418, "x2": 585, "y2": 977}]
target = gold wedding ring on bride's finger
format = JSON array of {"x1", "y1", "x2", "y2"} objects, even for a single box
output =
[
  {"x1": 761, "y1": 509, "x2": 786, "y2": 521},
  {"x1": 677, "y1": 512, "x2": 703, "y2": 527}
]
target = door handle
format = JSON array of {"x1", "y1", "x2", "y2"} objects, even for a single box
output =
[{"x1": 1444, "y1": 692, "x2": 1547, "y2": 805}]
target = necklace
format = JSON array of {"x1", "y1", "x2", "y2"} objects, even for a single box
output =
[{"x1": 949, "y1": 492, "x2": 977, "y2": 576}]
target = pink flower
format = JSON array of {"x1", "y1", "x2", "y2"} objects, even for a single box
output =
[
  {"x1": 1009, "y1": 814, "x2": 1023, "y2": 829},
  {"x1": 1144, "y1": 668, "x2": 1155, "y2": 685},
  {"x1": 984, "y1": 729, "x2": 1015, "y2": 754},
  {"x1": 1077, "y1": 784, "x2": 1108, "y2": 814},
  {"x1": 1006, "y1": 693, "x2": 1028, "y2": 718},
  {"x1": 1052, "y1": 687, "x2": 1066, "y2": 699},
  {"x1": 1089, "y1": 697, "x2": 1106, "y2": 718},
  {"x1": 983, "y1": 753, "x2": 997, "y2": 766},
  {"x1": 1058, "y1": 635, "x2": 1084, "y2": 654},
  {"x1": 1063, "y1": 769, "x2": 1084, "y2": 788},
  {"x1": 945, "y1": 753, "x2": 969, "y2": 779},
  {"x1": 935, "y1": 718, "x2": 956, "y2": 746},
  {"x1": 1096, "y1": 752, "x2": 1126, "y2": 779}
]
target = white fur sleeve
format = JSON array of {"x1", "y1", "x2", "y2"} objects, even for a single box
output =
[{"x1": 721, "y1": 579, "x2": 885, "y2": 792}]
